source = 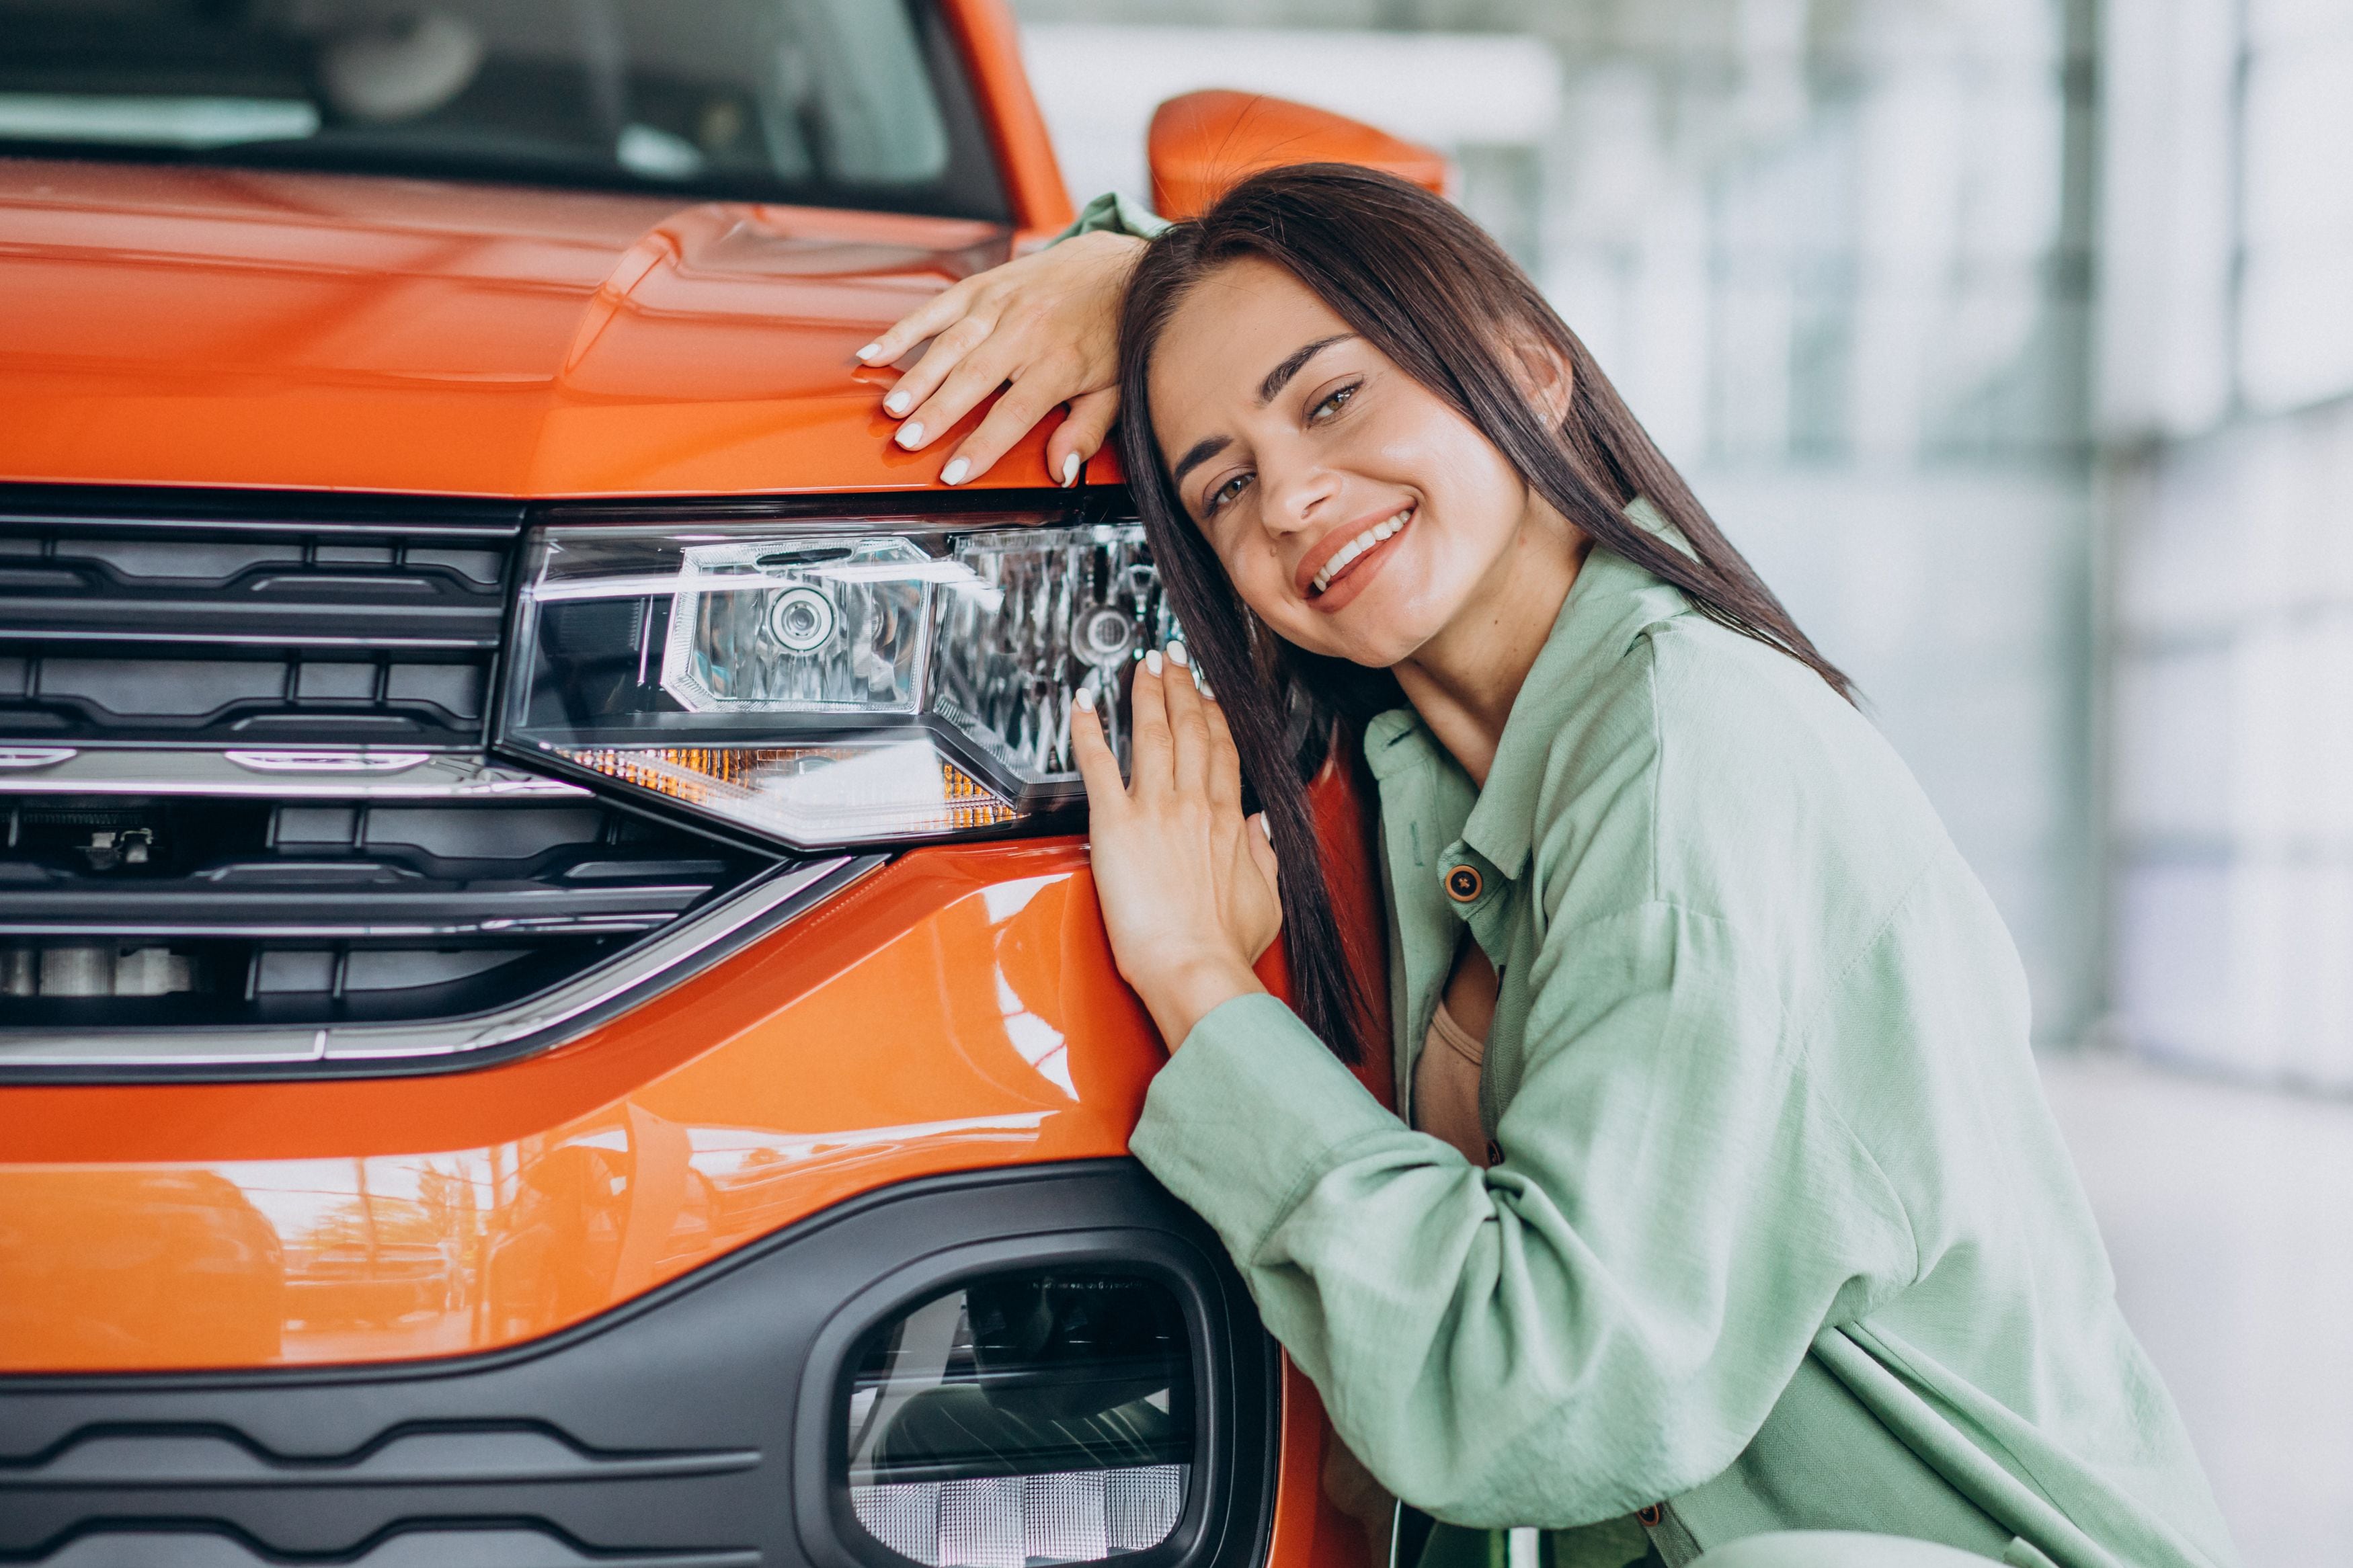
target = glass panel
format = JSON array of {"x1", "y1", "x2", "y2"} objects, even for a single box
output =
[
  {"x1": 846, "y1": 1272, "x2": 1193, "y2": 1568},
  {"x1": 0, "y1": 0, "x2": 1000, "y2": 216}
]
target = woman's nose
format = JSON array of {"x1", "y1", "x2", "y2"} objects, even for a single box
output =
[{"x1": 1258, "y1": 453, "x2": 1340, "y2": 537}]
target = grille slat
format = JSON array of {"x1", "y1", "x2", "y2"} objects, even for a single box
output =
[{"x1": 0, "y1": 493, "x2": 521, "y2": 749}]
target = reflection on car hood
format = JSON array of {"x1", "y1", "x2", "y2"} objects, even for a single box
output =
[{"x1": 0, "y1": 159, "x2": 1029, "y2": 497}]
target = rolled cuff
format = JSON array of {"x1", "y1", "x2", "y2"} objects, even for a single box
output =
[
  {"x1": 1054, "y1": 189, "x2": 1171, "y2": 243},
  {"x1": 1129, "y1": 992, "x2": 1402, "y2": 1261}
]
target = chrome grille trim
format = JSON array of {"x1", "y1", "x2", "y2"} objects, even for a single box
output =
[
  {"x1": 0, "y1": 854, "x2": 873, "y2": 1072},
  {"x1": 0, "y1": 747, "x2": 591, "y2": 798}
]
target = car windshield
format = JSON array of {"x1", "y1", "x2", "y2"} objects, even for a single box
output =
[{"x1": 0, "y1": 0, "x2": 1008, "y2": 218}]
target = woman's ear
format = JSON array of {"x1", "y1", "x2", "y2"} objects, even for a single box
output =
[{"x1": 1511, "y1": 339, "x2": 1575, "y2": 426}]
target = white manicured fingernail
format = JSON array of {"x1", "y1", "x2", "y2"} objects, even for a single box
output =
[
  {"x1": 1060, "y1": 452, "x2": 1081, "y2": 487},
  {"x1": 1073, "y1": 685, "x2": 1096, "y2": 712},
  {"x1": 1259, "y1": 815, "x2": 1274, "y2": 841},
  {"x1": 884, "y1": 390, "x2": 912, "y2": 415},
  {"x1": 855, "y1": 341, "x2": 883, "y2": 362},
  {"x1": 941, "y1": 457, "x2": 970, "y2": 486},
  {"x1": 1145, "y1": 651, "x2": 1163, "y2": 675},
  {"x1": 896, "y1": 421, "x2": 925, "y2": 449},
  {"x1": 1166, "y1": 641, "x2": 1189, "y2": 667}
]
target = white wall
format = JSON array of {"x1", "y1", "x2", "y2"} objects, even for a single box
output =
[
  {"x1": 1018, "y1": 25, "x2": 1559, "y2": 220},
  {"x1": 2100, "y1": 0, "x2": 2353, "y2": 1088},
  {"x1": 2108, "y1": 401, "x2": 2353, "y2": 1087}
]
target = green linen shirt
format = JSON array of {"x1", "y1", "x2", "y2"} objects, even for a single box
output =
[
  {"x1": 1125, "y1": 520, "x2": 2239, "y2": 1568},
  {"x1": 1062, "y1": 188, "x2": 1172, "y2": 242}
]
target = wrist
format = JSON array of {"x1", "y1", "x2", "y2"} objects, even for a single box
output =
[{"x1": 1134, "y1": 952, "x2": 1265, "y2": 1050}]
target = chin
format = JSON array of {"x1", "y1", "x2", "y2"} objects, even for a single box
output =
[
  {"x1": 1332, "y1": 591, "x2": 1458, "y2": 667},
  {"x1": 1303, "y1": 622, "x2": 1435, "y2": 674}
]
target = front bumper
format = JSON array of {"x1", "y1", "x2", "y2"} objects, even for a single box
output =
[
  {"x1": 0, "y1": 842, "x2": 1162, "y2": 1372},
  {"x1": 0, "y1": 1161, "x2": 1279, "y2": 1568}
]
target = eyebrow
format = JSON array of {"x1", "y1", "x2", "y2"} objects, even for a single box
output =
[
  {"x1": 1170, "y1": 434, "x2": 1231, "y2": 492},
  {"x1": 1257, "y1": 333, "x2": 1355, "y2": 405},
  {"x1": 1168, "y1": 334, "x2": 1358, "y2": 496}
]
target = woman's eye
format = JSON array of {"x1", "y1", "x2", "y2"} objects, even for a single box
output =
[
  {"x1": 1205, "y1": 472, "x2": 1251, "y2": 515},
  {"x1": 1310, "y1": 382, "x2": 1360, "y2": 421}
]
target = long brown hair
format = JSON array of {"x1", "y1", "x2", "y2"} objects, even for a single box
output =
[{"x1": 1115, "y1": 163, "x2": 1848, "y2": 1065}]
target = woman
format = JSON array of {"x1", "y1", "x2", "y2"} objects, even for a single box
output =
[{"x1": 859, "y1": 167, "x2": 2237, "y2": 1568}]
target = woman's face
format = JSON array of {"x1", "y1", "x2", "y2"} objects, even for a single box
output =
[{"x1": 1147, "y1": 257, "x2": 1565, "y2": 671}]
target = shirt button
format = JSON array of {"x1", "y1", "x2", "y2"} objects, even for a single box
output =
[{"x1": 1444, "y1": 864, "x2": 1482, "y2": 903}]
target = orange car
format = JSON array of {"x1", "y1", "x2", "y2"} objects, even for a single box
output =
[{"x1": 0, "y1": 5, "x2": 1439, "y2": 1567}]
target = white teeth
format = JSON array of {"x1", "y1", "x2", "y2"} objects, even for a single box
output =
[{"x1": 1311, "y1": 509, "x2": 1412, "y2": 594}]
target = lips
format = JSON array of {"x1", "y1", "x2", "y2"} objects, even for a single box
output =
[{"x1": 1297, "y1": 506, "x2": 1414, "y2": 600}]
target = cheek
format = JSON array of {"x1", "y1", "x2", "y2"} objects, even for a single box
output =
[
  {"x1": 1402, "y1": 431, "x2": 1528, "y2": 572},
  {"x1": 1215, "y1": 534, "x2": 1293, "y2": 624},
  {"x1": 1404, "y1": 418, "x2": 1518, "y2": 511}
]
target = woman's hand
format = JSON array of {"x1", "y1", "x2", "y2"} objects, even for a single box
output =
[
  {"x1": 857, "y1": 230, "x2": 1145, "y2": 487},
  {"x1": 1070, "y1": 642, "x2": 1282, "y2": 1048}
]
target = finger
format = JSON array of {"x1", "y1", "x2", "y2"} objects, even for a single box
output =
[
  {"x1": 901, "y1": 329, "x2": 1027, "y2": 459},
  {"x1": 1159, "y1": 641, "x2": 1211, "y2": 798},
  {"x1": 1201, "y1": 689, "x2": 1244, "y2": 813},
  {"x1": 1246, "y1": 811, "x2": 1281, "y2": 893},
  {"x1": 1127, "y1": 651, "x2": 1172, "y2": 798},
  {"x1": 945, "y1": 372, "x2": 1071, "y2": 485},
  {"x1": 886, "y1": 317, "x2": 1003, "y2": 443},
  {"x1": 858, "y1": 280, "x2": 978, "y2": 371},
  {"x1": 1045, "y1": 386, "x2": 1121, "y2": 489},
  {"x1": 1068, "y1": 688, "x2": 1126, "y2": 809}
]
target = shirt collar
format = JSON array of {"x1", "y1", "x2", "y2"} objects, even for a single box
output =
[
  {"x1": 1364, "y1": 497, "x2": 1696, "y2": 883},
  {"x1": 1363, "y1": 706, "x2": 1443, "y2": 782}
]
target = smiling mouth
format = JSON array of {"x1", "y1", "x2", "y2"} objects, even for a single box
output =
[{"x1": 1310, "y1": 507, "x2": 1412, "y2": 597}]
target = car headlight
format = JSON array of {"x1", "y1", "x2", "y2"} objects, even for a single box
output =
[{"x1": 500, "y1": 517, "x2": 1174, "y2": 848}]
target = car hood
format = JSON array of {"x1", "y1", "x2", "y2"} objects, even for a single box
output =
[{"x1": 0, "y1": 158, "x2": 1041, "y2": 498}]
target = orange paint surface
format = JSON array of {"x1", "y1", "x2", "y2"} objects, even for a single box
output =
[
  {"x1": 0, "y1": 165, "x2": 1037, "y2": 499},
  {"x1": 1148, "y1": 91, "x2": 1452, "y2": 221},
  {"x1": 1270, "y1": 1357, "x2": 1396, "y2": 1568},
  {"x1": 945, "y1": 0, "x2": 1076, "y2": 239},
  {"x1": 0, "y1": 2, "x2": 1077, "y2": 501}
]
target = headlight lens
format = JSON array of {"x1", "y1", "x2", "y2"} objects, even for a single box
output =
[{"x1": 500, "y1": 518, "x2": 1174, "y2": 847}]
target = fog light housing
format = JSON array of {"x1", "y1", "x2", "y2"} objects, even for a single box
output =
[{"x1": 842, "y1": 1271, "x2": 1193, "y2": 1568}]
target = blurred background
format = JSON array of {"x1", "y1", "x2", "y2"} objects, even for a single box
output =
[{"x1": 1008, "y1": 0, "x2": 2352, "y2": 1560}]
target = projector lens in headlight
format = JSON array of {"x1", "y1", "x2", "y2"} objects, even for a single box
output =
[{"x1": 500, "y1": 518, "x2": 1174, "y2": 847}]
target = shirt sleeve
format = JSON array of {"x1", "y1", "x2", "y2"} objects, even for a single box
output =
[
  {"x1": 1053, "y1": 189, "x2": 1170, "y2": 243},
  {"x1": 1127, "y1": 901, "x2": 1917, "y2": 1528}
]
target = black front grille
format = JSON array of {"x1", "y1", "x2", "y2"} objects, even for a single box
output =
[
  {"x1": 0, "y1": 489, "x2": 813, "y2": 1072},
  {"x1": 0, "y1": 793, "x2": 768, "y2": 1030},
  {"x1": 0, "y1": 489, "x2": 520, "y2": 748}
]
